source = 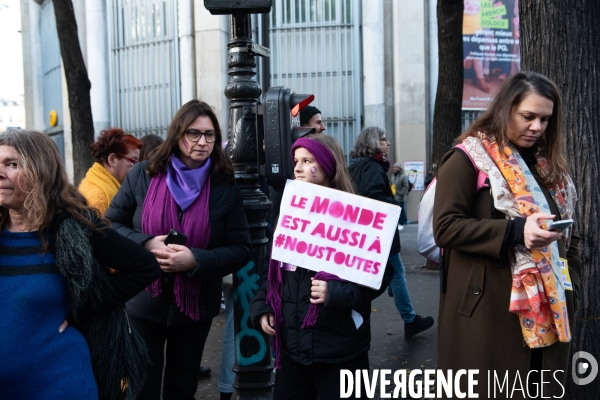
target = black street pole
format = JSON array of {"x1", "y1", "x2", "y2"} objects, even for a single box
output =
[{"x1": 224, "y1": 13, "x2": 274, "y2": 400}]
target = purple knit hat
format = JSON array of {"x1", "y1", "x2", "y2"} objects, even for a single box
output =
[{"x1": 290, "y1": 138, "x2": 336, "y2": 182}]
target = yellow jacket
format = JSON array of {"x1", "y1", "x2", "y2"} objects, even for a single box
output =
[{"x1": 79, "y1": 162, "x2": 120, "y2": 216}]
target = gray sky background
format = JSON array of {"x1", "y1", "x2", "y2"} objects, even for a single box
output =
[{"x1": 0, "y1": 1, "x2": 25, "y2": 101}]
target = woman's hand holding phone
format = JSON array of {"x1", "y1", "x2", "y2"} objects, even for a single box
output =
[
  {"x1": 144, "y1": 235, "x2": 171, "y2": 252},
  {"x1": 524, "y1": 213, "x2": 563, "y2": 250},
  {"x1": 145, "y1": 232, "x2": 196, "y2": 273},
  {"x1": 546, "y1": 219, "x2": 574, "y2": 232}
]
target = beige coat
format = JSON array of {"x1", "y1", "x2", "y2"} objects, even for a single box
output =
[{"x1": 433, "y1": 150, "x2": 581, "y2": 399}]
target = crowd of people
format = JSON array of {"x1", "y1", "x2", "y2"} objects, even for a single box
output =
[{"x1": 0, "y1": 71, "x2": 581, "y2": 400}]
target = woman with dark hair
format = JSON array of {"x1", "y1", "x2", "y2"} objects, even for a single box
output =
[
  {"x1": 79, "y1": 128, "x2": 142, "y2": 215},
  {"x1": 139, "y1": 134, "x2": 164, "y2": 162},
  {"x1": 105, "y1": 100, "x2": 252, "y2": 400},
  {"x1": 348, "y1": 127, "x2": 434, "y2": 339},
  {"x1": 433, "y1": 71, "x2": 581, "y2": 398},
  {"x1": 0, "y1": 129, "x2": 160, "y2": 399}
]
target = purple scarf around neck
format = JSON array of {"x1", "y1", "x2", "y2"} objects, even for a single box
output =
[
  {"x1": 167, "y1": 154, "x2": 211, "y2": 212},
  {"x1": 266, "y1": 255, "x2": 343, "y2": 369},
  {"x1": 141, "y1": 156, "x2": 212, "y2": 321}
]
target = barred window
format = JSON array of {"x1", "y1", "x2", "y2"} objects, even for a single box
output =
[
  {"x1": 109, "y1": 0, "x2": 180, "y2": 138},
  {"x1": 269, "y1": 0, "x2": 360, "y2": 161}
]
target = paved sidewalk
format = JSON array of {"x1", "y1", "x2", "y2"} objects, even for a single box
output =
[{"x1": 194, "y1": 224, "x2": 440, "y2": 399}]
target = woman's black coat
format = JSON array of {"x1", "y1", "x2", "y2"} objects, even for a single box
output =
[
  {"x1": 105, "y1": 161, "x2": 252, "y2": 325},
  {"x1": 348, "y1": 157, "x2": 401, "y2": 253}
]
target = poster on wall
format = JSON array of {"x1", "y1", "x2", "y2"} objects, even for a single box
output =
[
  {"x1": 462, "y1": 0, "x2": 521, "y2": 110},
  {"x1": 403, "y1": 161, "x2": 425, "y2": 191}
]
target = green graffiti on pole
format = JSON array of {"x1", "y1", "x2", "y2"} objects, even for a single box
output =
[{"x1": 234, "y1": 261, "x2": 268, "y2": 366}]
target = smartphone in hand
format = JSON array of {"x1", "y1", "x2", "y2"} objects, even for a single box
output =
[
  {"x1": 164, "y1": 229, "x2": 187, "y2": 246},
  {"x1": 547, "y1": 219, "x2": 574, "y2": 232}
]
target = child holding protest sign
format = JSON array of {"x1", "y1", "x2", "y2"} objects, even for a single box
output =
[{"x1": 250, "y1": 134, "x2": 393, "y2": 400}]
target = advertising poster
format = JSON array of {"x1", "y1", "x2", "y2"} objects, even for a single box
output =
[
  {"x1": 462, "y1": 0, "x2": 521, "y2": 109},
  {"x1": 271, "y1": 180, "x2": 400, "y2": 290},
  {"x1": 403, "y1": 161, "x2": 425, "y2": 191}
]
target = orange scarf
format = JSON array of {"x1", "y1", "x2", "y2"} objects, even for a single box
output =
[{"x1": 462, "y1": 134, "x2": 577, "y2": 348}]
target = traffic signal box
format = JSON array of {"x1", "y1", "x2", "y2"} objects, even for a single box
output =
[{"x1": 263, "y1": 86, "x2": 315, "y2": 193}]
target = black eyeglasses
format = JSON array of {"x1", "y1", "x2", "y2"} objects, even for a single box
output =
[
  {"x1": 116, "y1": 154, "x2": 138, "y2": 165},
  {"x1": 185, "y1": 129, "x2": 216, "y2": 143}
]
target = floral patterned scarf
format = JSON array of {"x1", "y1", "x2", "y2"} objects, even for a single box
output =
[{"x1": 461, "y1": 134, "x2": 577, "y2": 348}]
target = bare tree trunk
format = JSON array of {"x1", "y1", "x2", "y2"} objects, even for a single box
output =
[
  {"x1": 53, "y1": 0, "x2": 94, "y2": 184},
  {"x1": 522, "y1": 1, "x2": 600, "y2": 398},
  {"x1": 432, "y1": 0, "x2": 464, "y2": 166}
]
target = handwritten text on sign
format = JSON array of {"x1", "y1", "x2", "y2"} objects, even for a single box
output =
[{"x1": 272, "y1": 180, "x2": 401, "y2": 289}]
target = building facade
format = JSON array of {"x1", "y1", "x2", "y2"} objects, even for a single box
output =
[
  {"x1": 0, "y1": 98, "x2": 26, "y2": 132},
  {"x1": 21, "y1": 0, "x2": 441, "y2": 219}
]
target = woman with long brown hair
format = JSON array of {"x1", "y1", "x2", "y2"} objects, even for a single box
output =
[
  {"x1": 105, "y1": 100, "x2": 251, "y2": 399},
  {"x1": 433, "y1": 71, "x2": 581, "y2": 398},
  {"x1": 0, "y1": 129, "x2": 160, "y2": 399}
]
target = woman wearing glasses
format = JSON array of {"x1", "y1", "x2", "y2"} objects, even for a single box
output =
[
  {"x1": 105, "y1": 100, "x2": 252, "y2": 399},
  {"x1": 79, "y1": 128, "x2": 142, "y2": 216}
]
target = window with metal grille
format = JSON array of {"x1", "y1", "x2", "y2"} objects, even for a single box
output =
[
  {"x1": 109, "y1": 0, "x2": 180, "y2": 138},
  {"x1": 461, "y1": 109, "x2": 482, "y2": 133},
  {"x1": 269, "y1": 0, "x2": 361, "y2": 162}
]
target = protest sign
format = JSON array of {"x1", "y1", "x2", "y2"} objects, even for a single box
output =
[{"x1": 271, "y1": 180, "x2": 401, "y2": 289}]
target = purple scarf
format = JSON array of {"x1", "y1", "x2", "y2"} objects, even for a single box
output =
[
  {"x1": 266, "y1": 255, "x2": 343, "y2": 369},
  {"x1": 141, "y1": 157, "x2": 212, "y2": 321},
  {"x1": 167, "y1": 154, "x2": 211, "y2": 212}
]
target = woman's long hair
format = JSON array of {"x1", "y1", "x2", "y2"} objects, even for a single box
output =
[
  {"x1": 0, "y1": 129, "x2": 99, "y2": 249},
  {"x1": 350, "y1": 126, "x2": 385, "y2": 159},
  {"x1": 308, "y1": 134, "x2": 357, "y2": 194},
  {"x1": 458, "y1": 71, "x2": 568, "y2": 187},
  {"x1": 146, "y1": 100, "x2": 233, "y2": 182}
]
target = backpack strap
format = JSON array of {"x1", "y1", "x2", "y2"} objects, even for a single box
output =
[
  {"x1": 437, "y1": 144, "x2": 495, "y2": 292},
  {"x1": 453, "y1": 144, "x2": 499, "y2": 219},
  {"x1": 453, "y1": 144, "x2": 477, "y2": 173},
  {"x1": 453, "y1": 143, "x2": 489, "y2": 192}
]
